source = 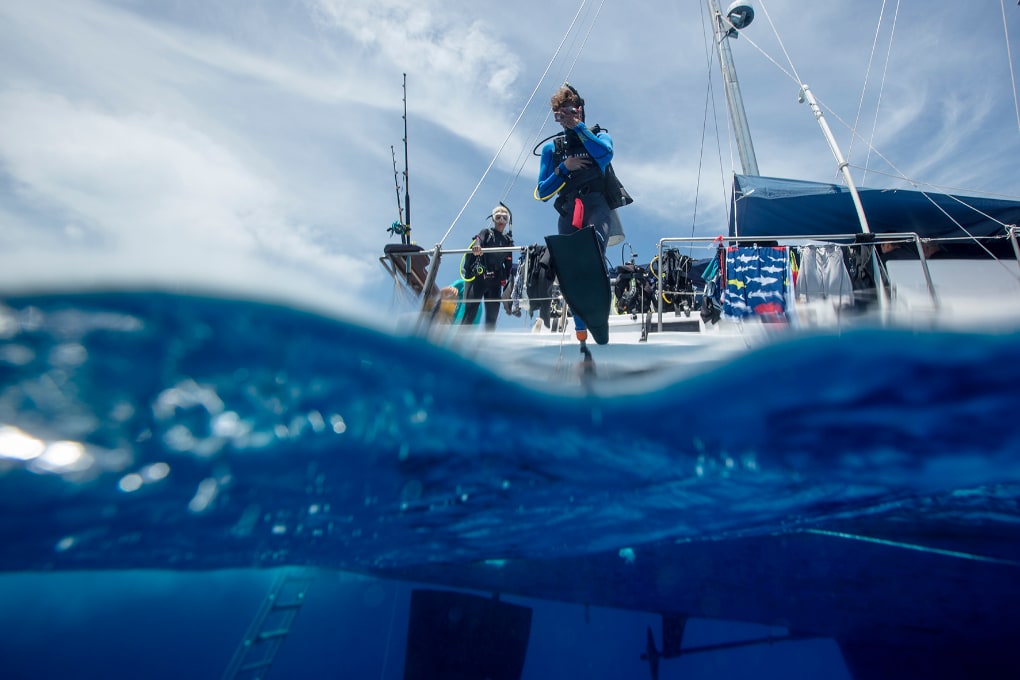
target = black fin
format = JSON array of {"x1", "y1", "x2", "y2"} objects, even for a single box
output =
[{"x1": 545, "y1": 228, "x2": 611, "y2": 344}]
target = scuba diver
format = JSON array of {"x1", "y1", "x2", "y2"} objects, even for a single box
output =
[
  {"x1": 534, "y1": 83, "x2": 614, "y2": 344},
  {"x1": 461, "y1": 204, "x2": 514, "y2": 329}
]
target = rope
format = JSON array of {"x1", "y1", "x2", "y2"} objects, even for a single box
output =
[
  {"x1": 710, "y1": 4, "x2": 802, "y2": 97},
  {"x1": 720, "y1": 1, "x2": 1018, "y2": 271},
  {"x1": 805, "y1": 528, "x2": 1020, "y2": 567},
  {"x1": 819, "y1": 93, "x2": 1020, "y2": 267},
  {"x1": 844, "y1": 161, "x2": 1020, "y2": 277},
  {"x1": 455, "y1": 294, "x2": 561, "y2": 304},
  {"x1": 689, "y1": 0, "x2": 716, "y2": 257},
  {"x1": 561, "y1": 0, "x2": 608, "y2": 86},
  {"x1": 1003, "y1": 0, "x2": 1020, "y2": 136},
  {"x1": 862, "y1": 0, "x2": 900, "y2": 185},
  {"x1": 436, "y1": 0, "x2": 596, "y2": 248},
  {"x1": 501, "y1": 0, "x2": 608, "y2": 202},
  {"x1": 851, "y1": 166, "x2": 1020, "y2": 202},
  {"x1": 756, "y1": 1, "x2": 804, "y2": 87},
  {"x1": 701, "y1": 1, "x2": 733, "y2": 226},
  {"x1": 847, "y1": 0, "x2": 889, "y2": 165}
]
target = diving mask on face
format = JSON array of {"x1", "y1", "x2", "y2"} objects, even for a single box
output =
[{"x1": 553, "y1": 106, "x2": 579, "y2": 122}]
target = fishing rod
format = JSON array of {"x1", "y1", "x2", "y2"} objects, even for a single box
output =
[
  {"x1": 401, "y1": 73, "x2": 411, "y2": 246},
  {"x1": 391, "y1": 145, "x2": 404, "y2": 226}
]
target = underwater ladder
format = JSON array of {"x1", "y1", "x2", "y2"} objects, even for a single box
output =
[{"x1": 220, "y1": 569, "x2": 315, "y2": 680}]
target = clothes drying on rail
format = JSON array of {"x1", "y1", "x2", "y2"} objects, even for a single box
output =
[
  {"x1": 507, "y1": 245, "x2": 556, "y2": 328},
  {"x1": 699, "y1": 245, "x2": 726, "y2": 325},
  {"x1": 507, "y1": 252, "x2": 528, "y2": 318},
  {"x1": 796, "y1": 244, "x2": 855, "y2": 306},
  {"x1": 723, "y1": 246, "x2": 789, "y2": 319}
]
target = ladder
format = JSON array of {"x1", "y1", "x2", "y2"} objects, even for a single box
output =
[{"x1": 221, "y1": 569, "x2": 315, "y2": 680}]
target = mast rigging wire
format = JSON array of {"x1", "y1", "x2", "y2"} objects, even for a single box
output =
[
  {"x1": 698, "y1": 0, "x2": 735, "y2": 242},
  {"x1": 726, "y1": 1, "x2": 1019, "y2": 270},
  {"x1": 437, "y1": 0, "x2": 601, "y2": 248},
  {"x1": 501, "y1": 0, "x2": 608, "y2": 201},
  {"x1": 847, "y1": 0, "x2": 889, "y2": 166},
  {"x1": 688, "y1": 0, "x2": 722, "y2": 258},
  {"x1": 861, "y1": 0, "x2": 900, "y2": 186},
  {"x1": 1003, "y1": 0, "x2": 1020, "y2": 136}
]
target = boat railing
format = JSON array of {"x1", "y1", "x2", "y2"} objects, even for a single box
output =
[
  {"x1": 654, "y1": 231, "x2": 941, "y2": 332},
  {"x1": 382, "y1": 243, "x2": 520, "y2": 300},
  {"x1": 383, "y1": 228, "x2": 1019, "y2": 333},
  {"x1": 380, "y1": 244, "x2": 540, "y2": 325},
  {"x1": 381, "y1": 245, "x2": 523, "y2": 299}
]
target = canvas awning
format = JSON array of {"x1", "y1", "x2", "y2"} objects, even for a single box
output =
[{"x1": 728, "y1": 174, "x2": 1020, "y2": 256}]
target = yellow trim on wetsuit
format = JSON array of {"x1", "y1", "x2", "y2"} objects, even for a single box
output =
[
  {"x1": 460, "y1": 237, "x2": 479, "y2": 282},
  {"x1": 534, "y1": 181, "x2": 566, "y2": 203}
]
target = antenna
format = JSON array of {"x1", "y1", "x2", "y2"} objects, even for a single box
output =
[{"x1": 401, "y1": 73, "x2": 411, "y2": 245}]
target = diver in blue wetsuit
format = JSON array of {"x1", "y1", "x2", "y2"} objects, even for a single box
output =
[{"x1": 534, "y1": 83, "x2": 614, "y2": 342}]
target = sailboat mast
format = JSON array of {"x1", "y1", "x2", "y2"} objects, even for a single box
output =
[{"x1": 708, "y1": 0, "x2": 759, "y2": 176}]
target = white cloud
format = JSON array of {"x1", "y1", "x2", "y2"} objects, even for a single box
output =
[
  {"x1": 1, "y1": 91, "x2": 264, "y2": 248},
  {"x1": 0, "y1": 88, "x2": 373, "y2": 298}
]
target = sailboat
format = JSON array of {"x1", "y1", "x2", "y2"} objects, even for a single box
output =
[
  {"x1": 2, "y1": 3, "x2": 1020, "y2": 680},
  {"x1": 385, "y1": 15, "x2": 1020, "y2": 394},
  {"x1": 375, "y1": 2, "x2": 1020, "y2": 678}
]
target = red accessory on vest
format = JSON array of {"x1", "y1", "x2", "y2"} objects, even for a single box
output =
[{"x1": 571, "y1": 197, "x2": 584, "y2": 229}]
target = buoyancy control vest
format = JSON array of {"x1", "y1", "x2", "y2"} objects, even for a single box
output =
[
  {"x1": 551, "y1": 126, "x2": 632, "y2": 214},
  {"x1": 463, "y1": 227, "x2": 514, "y2": 283},
  {"x1": 552, "y1": 131, "x2": 608, "y2": 214}
]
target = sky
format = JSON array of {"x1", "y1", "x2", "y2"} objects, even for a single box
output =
[{"x1": 1, "y1": 0, "x2": 1018, "y2": 323}]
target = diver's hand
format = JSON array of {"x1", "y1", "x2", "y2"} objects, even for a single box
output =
[
  {"x1": 563, "y1": 156, "x2": 590, "y2": 172},
  {"x1": 560, "y1": 117, "x2": 579, "y2": 130}
]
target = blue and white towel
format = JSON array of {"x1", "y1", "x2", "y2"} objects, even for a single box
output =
[{"x1": 723, "y1": 246, "x2": 789, "y2": 319}]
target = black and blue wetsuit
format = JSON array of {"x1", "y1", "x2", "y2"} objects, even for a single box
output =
[{"x1": 535, "y1": 122, "x2": 613, "y2": 332}]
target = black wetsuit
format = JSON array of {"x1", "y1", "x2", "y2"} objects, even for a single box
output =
[{"x1": 462, "y1": 227, "x2": 514, "y2": 329}]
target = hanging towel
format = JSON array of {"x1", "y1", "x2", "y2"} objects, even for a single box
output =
[
  {"x1": 797, "y1": 244, "x2": 854, "y2": 305},
  {"x1": 724, "y1": 246, "x2": 789, "y2": 319}
]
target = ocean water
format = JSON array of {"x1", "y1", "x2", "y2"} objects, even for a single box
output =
[{"x1": 1, "y1": 291, "x2": 1019, "y2": 679}]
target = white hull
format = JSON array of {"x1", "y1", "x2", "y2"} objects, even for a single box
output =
[{"x1": 421, "y1": 257, "x2": 1020, "y2": 394}]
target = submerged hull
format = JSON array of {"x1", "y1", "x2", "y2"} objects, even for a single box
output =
[{"x1": 382, "y1": 513, "x2": 1020, "y2": 679}]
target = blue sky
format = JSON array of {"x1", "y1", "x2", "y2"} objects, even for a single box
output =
[{"x1": 1, "y1": 0, "x2": 1018, "y2": 320}]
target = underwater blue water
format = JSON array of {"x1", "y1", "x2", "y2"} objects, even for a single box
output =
[
  {"x1": 0, "y1": 569, "x2": 849, "y2": 680},
  {"x1": 1, "y1": 292, "x2": 1018, "y2": 678}
]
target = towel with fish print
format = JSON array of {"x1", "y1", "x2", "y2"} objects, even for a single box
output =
[{"x1": 724, "y1": 246, "x2": 790, "y2": 320}]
